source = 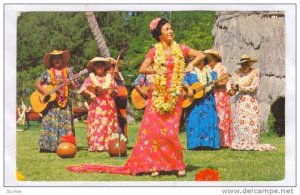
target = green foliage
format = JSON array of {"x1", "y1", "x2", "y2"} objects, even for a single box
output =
[
  {"x1": 17, "y1": 11, "x2": 215, "y2": 107},
  {"x1": 264, "y1": 112, "x2": 278, "y2": 136}
]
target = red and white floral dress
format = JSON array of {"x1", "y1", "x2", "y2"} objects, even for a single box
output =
[
  {"x1": 230, "y1": 68, "x2": 276, "y2": 151},
  {"x1": 212, "y1": 63, "x2": 234, "y2": 147},
  {"x1": 79, "y1": 75, "x2": 119, "y2": 152}
]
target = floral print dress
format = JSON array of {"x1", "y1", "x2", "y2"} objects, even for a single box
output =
[
  {"x1": 79, "y1": 75, "x2": 119, "y2": 152},
  {"x1": 230, "y1": 68, "x2": 277, "y2": 151},
  {"x1": 184, "y1": 66, "x2": 220, "y2": 149},
  {"x1": 211, "y1": 63, "x2": 234, "y2": 147},
  {"x1": 66, "y1": 45, "x2": 190, "y2": 174},
  {"x1": 38, "y1": 68, "x2": 73, "y2": 152}
]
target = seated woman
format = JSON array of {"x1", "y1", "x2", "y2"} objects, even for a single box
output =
[
  {"x1": 79, "y1": 57, "x2": 119, "y2": 152},
  {"x1": 229, "y1": 54, "x2": 277, "y2": 151},
  {"x1": 183, "y1": 57, "x2": 220, "y2": 150}
]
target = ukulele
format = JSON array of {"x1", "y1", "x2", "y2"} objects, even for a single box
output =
[{"x1": 30, "y1": 68, "x2": 88, "y2": 113}]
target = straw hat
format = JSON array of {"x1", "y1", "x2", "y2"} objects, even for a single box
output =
[
  {"x1": 86, "y1": 57, "x2": 111, "y2": 71},
  {"x1": 204, "y1": 49, "x2": 222, "y2": 62},
  {"x1": 43, "y1": 50, "x2": 70, "y2": 69},
  {"x1": 237, "y1": 54, "x2": 257, "y2": 65}
]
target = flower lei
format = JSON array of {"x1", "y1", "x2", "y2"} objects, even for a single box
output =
[
  {"x1": 194, "y1": 66, "x2": 213, "y2": 93},
  {"x1": 152, "y1": 41, "x2": 185, "y2": 113},
  {"x1": 89, "y1": 72, "x2": 112, "y2": 89},
  {"x1": 195, "y1": 168, "x2": 221, "y2": 181},
  {"x1": 50, "y1": 67, "x2": 68, "y2": 108}
]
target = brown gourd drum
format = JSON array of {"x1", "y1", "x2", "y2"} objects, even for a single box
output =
[
  {"x1": 56, "y1": 142, "x2": 77, "y2": 158},
  {"x1": 108, "y1": 139, "x2": 127, "y2": 157}
]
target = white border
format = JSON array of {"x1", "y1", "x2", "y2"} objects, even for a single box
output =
[{"x1": 3, "y1": 3, "x2": 296, "y2": 187}]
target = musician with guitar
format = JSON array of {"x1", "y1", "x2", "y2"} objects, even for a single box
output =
[
  {"x1": 183, "y1": 56, "x2": 220, "y2": 150},
  {"x1": 78, "y1": 57, "x2": 119, "y2": 152},
  {"x1": 131, "y1": 65, "x2": 153, "y2": 110},
  {"x1": 34, "y1": 50, "x2": 79, "y2": 152},
  {"x1": 205, "y1": 49, "x2": 234, "y2": 148}
]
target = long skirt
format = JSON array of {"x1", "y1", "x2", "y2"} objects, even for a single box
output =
[
  {"x1": 230, "y1": 94, "x2": 277, "y2": 151},
  {"x1": 66, "y1": 94, "x2": 186, "y2": 175},
  {"x1": 185, "y1": 92, "x2": 220, "y2": 150},
  {"x1": 214, "y1": 88, "x2": 234, "y2": 147},
  {"x1": 38, "y1": 105, "x2": 72, "y2": 152}
]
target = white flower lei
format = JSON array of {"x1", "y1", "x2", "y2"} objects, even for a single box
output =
[
  {"x1": 89, "y1": 72, "x2": 112, "y2": 89},
  {"x1": 152, "y1": 41, "x2": 185, "y2": 113}
]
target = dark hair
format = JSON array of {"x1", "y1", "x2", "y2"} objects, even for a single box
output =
[
  {"x1": 50, "y1": 55, "x2": 63, "y2": 67},
  {"x1": 151, "y1": 18, "x2": 169, "y2": 42},
  {"x1": 207, "y1": 54, "x2": 221, "y2": 63},
  {"x1": 241, "y1": 61, "x2": 251, "y2": 66},
  {"x1": 203, "y1": 57, "x2": 208, "y2": 65}
]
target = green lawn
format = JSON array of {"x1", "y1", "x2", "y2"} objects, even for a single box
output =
[{"x1": 16, "y1": 121, "x2": 284, "y2": 181}]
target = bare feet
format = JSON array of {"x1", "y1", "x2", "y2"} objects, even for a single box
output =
[
  {"x1": 151, "y1": 171, "x2": 159, "y2": 177},
  {"x1": 178, "y1": 169, "x2": 186, "y2": 177}
]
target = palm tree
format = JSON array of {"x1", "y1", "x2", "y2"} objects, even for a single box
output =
[
  {"x1": 85, "y1": 11, "x2": 136, "y2": 126},
  {"x1": 85, "y1": 12, "x2": 110, "y2": 57}
]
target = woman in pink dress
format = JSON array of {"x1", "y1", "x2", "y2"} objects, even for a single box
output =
[
  {"x1": 79, "y1": 57, "x2": 119, "y2": 152},
  {"x1": 205, "y1": 49, "x2": 233, "y2": 147},
  {"x1": 66, "y1": 17, "x2": 204, "y2": 177}
]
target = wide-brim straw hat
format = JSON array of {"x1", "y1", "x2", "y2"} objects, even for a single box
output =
[
  {"x1": 204, "y1": 49, "x2": 222, "y2": 62},
  {"x1": 237, "y1": 54, "x2": 257, "y2": 65},
  {"x1": 43, "y1": 50, "x2": 70, "y2": 69},
  {"x1": 86, "y1": 57, "x2": 111, "y2": 71}
]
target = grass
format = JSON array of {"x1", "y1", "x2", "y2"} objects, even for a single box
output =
[{"x1": 16, "y1": 121, "x2": 285, "y2": 181}]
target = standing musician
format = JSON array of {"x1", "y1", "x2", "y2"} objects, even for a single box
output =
[
  {"x1": 78, "y1": 57, "x2": 119, "y2": 152},
  {"x1": 35, "y1": 50, "x2": 78, "y2": 152},
  {"x1": 183, "y1": 56, "x2": 220, "y2": 150}
]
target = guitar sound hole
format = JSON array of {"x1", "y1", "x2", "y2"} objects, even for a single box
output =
[{"x1": 43, "y1": 95, "x2": 50, "y2": 103}]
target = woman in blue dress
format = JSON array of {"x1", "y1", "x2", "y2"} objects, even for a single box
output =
[{"x1": 183, "y1": 58, "x2": 220, "y2": 150}]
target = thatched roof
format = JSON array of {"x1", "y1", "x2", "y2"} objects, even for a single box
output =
[{"x1": 212, "y1": 11, "x2": 285, "y2": 131}]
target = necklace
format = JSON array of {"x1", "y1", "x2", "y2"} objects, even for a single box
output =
[
  {"x1": 152, "y1": 41, "x2": 185, "y2": 113},
  {"x1": 49, "y1": 67, "x2": 69, "y2": 108}
]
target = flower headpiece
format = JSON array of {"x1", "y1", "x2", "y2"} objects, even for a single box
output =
[{"x1": 149, "y1": 17, "x2": 162, "y2": 31}]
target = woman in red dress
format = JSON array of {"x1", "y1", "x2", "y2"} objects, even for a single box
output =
[
  {"x1": 66, "y1": 17, "x2": 204, "y2": 177},
  {"x1": 79, "y1": 57, "x2": 119, "y2": 152}
]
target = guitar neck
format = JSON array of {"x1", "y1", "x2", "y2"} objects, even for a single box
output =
[{"x1": 48, "y1": 68, "x2": 88, "y2": 95}]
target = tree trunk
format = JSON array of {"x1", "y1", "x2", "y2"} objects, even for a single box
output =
[
  {"x1": 85, "y1": 12, "x2": 111, "y2": 57},
  {"x1": 85, "y1": 12, "x2": 136, "y2": 124}
]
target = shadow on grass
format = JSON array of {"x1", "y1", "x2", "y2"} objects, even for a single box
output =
[
  {"x1": 77, "y1": 146, "x2": 88, "y2": 151},
  {"x1": 133, "y1": 164, "x2": 201, "y2": 178}
]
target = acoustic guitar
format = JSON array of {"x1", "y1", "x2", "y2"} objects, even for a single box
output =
[
  {"x1": 30, "y1": 68, "x2": 88, "y2": 113},
  {"x1": 182, "y1": 73, "x2": 229, "y2": 108},
  {"x1": 131, "y1": 86, "x2": 150, "y2": 109}
]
